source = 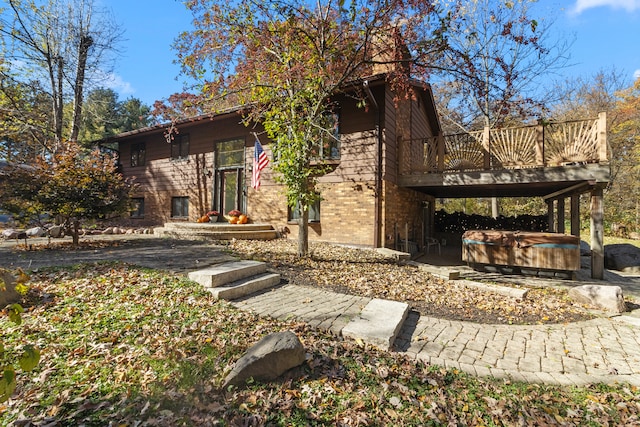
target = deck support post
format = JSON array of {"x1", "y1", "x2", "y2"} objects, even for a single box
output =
[
  {"x1": 547, "y1": 200, "x2": 555, "y2": 232},
  {"x1": 570, "y1": 195, "x2": 581, "y2": 237},
  {"x1": 590, "y1": 187, "x2": 605, "y2": 279},
  {"x1": 557, "y1": 198, "x2": 565, "y2": 234}
]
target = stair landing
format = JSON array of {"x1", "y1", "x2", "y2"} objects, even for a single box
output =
[{"x1": 155, "y1": 222, "x2": 278, "y2": 241}]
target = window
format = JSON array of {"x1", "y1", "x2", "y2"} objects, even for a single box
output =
[
  {"x1": 171, "y1": 196, "x2": 189, "y2": 218},
  {"x1": 311, "y1": 110, "x2": 340, "y2": 160},
  {"x1": 216, "y1": 138, "x2": 245, "y2": 167},
  {"x1": 289, "y1": 198, "x2": 320, "y2": 223},
  {"x1": 130, "y1": 198, "x2": 144, "y2": 218},
  {"x1": 131, "y1": 142, "x2": 145, "y2": 167},
  {"x1": 171, "y1": 134, "x2": 190, "y2": 160}
]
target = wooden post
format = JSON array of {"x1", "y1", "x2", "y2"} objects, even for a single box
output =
[
  {"x1": 597, "y1": 112, "x2": 608, "y2": 162},
  {"x1": 557, "y1": 198, "x2": 565, "y2": 234},
  {"x1": 570, "y1": 195, "x2": 581, "y2": 237},
  {"x1": 590, "y1": 187, "x2": 605, "y2": 280},
  {"x1": 405, "y1": 222, "x2": 409, "y2": 253},
  {"x1": 547, "y1": 200, "x2": 555, "y2": 232},
  {"x1": 482, "y1": 126, "x2": 491, "y2": 169},
  {"x1": 535, "y1": 120, "x2": 545, "y2": 166},
  {"x1": 437, "y1": 134, "x2": 445, "y2": 172}
]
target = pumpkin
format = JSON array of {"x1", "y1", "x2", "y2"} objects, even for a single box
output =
[
  {"x1": 229, "y1": 216, "x2": 239, "y2": 224},
  {"x1": 198, "y1": 215, "x2": 210, "y2": 223},
  {"x1": 238, "y1": 214, "x2": 248, "y2": 224}
]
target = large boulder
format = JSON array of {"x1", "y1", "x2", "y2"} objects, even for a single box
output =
[
  {"x1": 604, "y1": 244, "x2": 640, "y2": 273},
  {"x1": 568, "y1": 285, "x2": 626, "y2": 314},
  {"x1": 2, "y1": 229, "x2": 24, "y2": 239},
  {"x1": 25, "y1": 226, "x2": 46, "y2": 237},
  {"x1": 223, "y1": 331, "x2": 306, "y2": 388},
  {"x1": 47, "y1": 225, "x2": 64, "y2": 238},
  {"x1": 0, "y1": 270, "x2": 22, "y2": 307}
]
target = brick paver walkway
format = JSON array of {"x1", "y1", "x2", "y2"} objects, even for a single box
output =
[{"x1": 231, "y1": 284, "x2": 640, "y2": 387}]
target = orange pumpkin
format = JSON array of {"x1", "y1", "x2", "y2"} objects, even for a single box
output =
[
  {"x1": 229, "y1": 216, "x2": 239, "y2": 224},
  {"x1": 238, "y1": 214, "x2": 248, "y2": 224},
  {"x1": 198, "y1": 215, "x2": 210, "y2": 223}
]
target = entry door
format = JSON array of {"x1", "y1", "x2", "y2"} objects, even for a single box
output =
[
  {"x1": 215, "y1": 138, "x2": 246, "y2": 215},
  {"x1": 220, "y1": 168, "x2": 244, "y2": 214}
]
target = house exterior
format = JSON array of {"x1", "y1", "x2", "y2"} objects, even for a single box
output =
[{"x1": 108, "y1": 75, "x2": 441, "y2": 248}]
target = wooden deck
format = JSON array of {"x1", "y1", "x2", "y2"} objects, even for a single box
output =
[{"x1": 399, "y1": 113, "x2": 610, "y2": 198}]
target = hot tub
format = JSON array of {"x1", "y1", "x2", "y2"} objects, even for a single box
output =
[{"x1": 462, "y1": 230, "x2": 581, "y2": 272}]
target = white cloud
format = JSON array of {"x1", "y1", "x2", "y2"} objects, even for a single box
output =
[
  {"x1": 101, "y1": 72, "x2": 135, "y2": 96},
  {"x1": 634, "y1": 69, "x2": 640, "y2": 80},
  {"x1": 571, "y1": 0, "x2": 640, "y2": 14}
]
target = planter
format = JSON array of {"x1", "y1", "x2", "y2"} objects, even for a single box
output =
[{"x1": 208, "y1": 216, "x2": 219, "y2": 223}]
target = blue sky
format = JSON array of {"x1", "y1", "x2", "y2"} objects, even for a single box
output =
[{"x1": 102, "y1": 0, "x2": 640, "y2": 106}]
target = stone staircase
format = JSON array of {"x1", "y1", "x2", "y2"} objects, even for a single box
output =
[
  {"x1": 155, "y1": 222, "x2": 278, "y2": 241},
  {"x1": 188, "y1": 260, "x2": 281, "y2": 300}
]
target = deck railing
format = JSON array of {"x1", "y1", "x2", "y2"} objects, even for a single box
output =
[{"x1": 401, "y1": 112, "x2": 608, "y2": 175}]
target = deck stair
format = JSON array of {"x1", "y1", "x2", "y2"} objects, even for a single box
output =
[
  {"x1": 188, "y1": 260, "x2": 281, "y2": 300},
  {"x1": 155, "y1": 222, "x2": 278, "y2": 241}
]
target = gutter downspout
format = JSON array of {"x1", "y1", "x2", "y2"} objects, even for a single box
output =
[{"x1": 364, "y1": 80, "x2": 383, "y2": 248}]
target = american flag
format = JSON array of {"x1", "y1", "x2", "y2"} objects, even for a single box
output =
[{"x1": 251, "y1": 137, "x2": 269, "y2": 189}]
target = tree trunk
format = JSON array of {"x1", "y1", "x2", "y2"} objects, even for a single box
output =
[
  {"x1": 69, "y1": 35, "x2": 93, "y2": 143},
  {"x1": 50, "y1": 55, "x2": 65, "y2": 148},
  {"x1": 297, "y1": 208, "x2": 309, "y2": 257},
  {"x1": 71, "y1": 218, "x2": 80, "y2": 246}
]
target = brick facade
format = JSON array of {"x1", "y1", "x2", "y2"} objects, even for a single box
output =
[{"x1": 113, "y1": 77, "x2": 441, "y2": 249}]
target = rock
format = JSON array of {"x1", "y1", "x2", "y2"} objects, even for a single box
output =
[
  {"x1": 47, "y1": 225, "x2": 64, "y2": 238},
  {"x1": 568, "y1": 285, "x2": 626, "y2": 314},
  {"x1": 223, "y1": 331, "x2": 305, "y2": 388},
  {"x1": 102, "y1": 227, "x2": 114, "y2": 235},
  {"x1": 25, "y1": 226, "x2": 46, "y2": 237},
  {"x1": 0, "y1": 270, "x2": 22, "y2": 307},
  {"x1": 629, "y1": 232, "x2": 640, "y2": 240},
  {"x1": 2, "y1": 229, "x2": 21, "y2": 239},
  {"x1": 579, "y1": 240, "x2": 591, "y2": 256},
  {"x1": 604, "y1": 244, "x2": 640, "y2": 273}
]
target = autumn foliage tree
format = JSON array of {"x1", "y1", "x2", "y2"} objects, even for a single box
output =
[
  {"x1": 174, "y1": 0, "x2": 451, "y2": 256},
  {"x1": 610, "y1": 77, "x2": 640, "y2": 231},
  {"x1": 0, "y1": 146, "x2": 135, "y2": 245}
]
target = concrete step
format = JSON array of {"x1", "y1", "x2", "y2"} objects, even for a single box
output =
[
  {"x1": 163, "y1": 222, "x2": 275, "y2": 232},
  {"x1": 206, "y1": 273, "x2": 281, "y2": 300},
  {"x1": 188, "y1": 260, "x2": 267, "y2": 288},
  {"x1": 341, "y1": 298, "x2": 410, "y2": 351},
  {"x1": 155, "y1": 222, "x2": 277, "y2": 240}
]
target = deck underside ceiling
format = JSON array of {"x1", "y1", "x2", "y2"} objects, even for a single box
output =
[{"x1": 398, "y1": 163, "x2": 610, "y2": 199}]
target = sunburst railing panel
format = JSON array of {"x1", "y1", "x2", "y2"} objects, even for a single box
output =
[{"x1": 400, "y1": 113, "x2": 607, "y2": 176}]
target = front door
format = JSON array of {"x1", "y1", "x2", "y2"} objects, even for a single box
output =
[
  {"x1": 215, "y1": 138, "x2": 246, "y2": 215},
  {"x1": 220, "y1": 168, "x2": 243, "y2": 214}
]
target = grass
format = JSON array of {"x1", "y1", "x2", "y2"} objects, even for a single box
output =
[{"x1": 0, "y1": 263, "x2": 639, "y2": 425}]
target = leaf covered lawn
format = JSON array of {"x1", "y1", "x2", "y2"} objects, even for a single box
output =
[{"x1": 1, "y1": 264, "x2": 639, "y2": 426}]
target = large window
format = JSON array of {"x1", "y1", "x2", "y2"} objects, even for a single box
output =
[
  {"x1": 131, "y1": 142, "x2": 145, "y2": 167},
  {"x1": 289, "y1": 198, "x2": 320, "y2": 223},
  {"x1": 216, "y1": 138, "x2": 245, "y2": 167},
  {"x1": 171, "y1": 134, "x2": 190, "y2": 160},
  {"x1": 130, "y1": 197, "x2": 144, "y2": 218},
  {"x1": 171, "y1": 196, "x2": 189, "y2": 218}
]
